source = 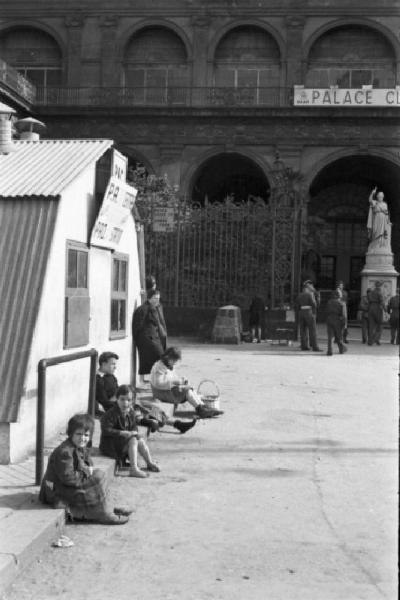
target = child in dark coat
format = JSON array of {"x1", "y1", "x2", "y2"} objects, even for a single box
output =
[
  {"x1": 100, "y1": 385, "x2": 160, "y2": 478},
  {"x1": 39, "y1": 413, "x2": 130, "y2": 524},
  {"x1": 248, "y1": 295, "x2": 265, "y2": 343}
]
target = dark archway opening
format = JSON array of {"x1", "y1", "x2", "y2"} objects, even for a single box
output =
[
  {"x1": 191, "y1": 153, "x2": 270, "y2": 204},
  {"x1": 307, "y1": 155, "x2": 400, "y2": 315}
]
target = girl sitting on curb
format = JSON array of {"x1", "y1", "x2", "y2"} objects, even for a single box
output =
[
  {"x1": 100, "y1": 385, "x2": 160, "y2": 478},
  {"x1": 39, "y1": 413, "x2": 130, "y2": 524},
  {"x1": 150, "y1": 347, "x2": 223, "y2": 419}
]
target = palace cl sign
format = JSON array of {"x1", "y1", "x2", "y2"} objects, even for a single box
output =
[{"x1": 293, "y1": 87, "x2": 400, "y2": 107}]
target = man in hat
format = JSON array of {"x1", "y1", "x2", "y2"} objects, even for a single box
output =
[
  {"x1": 387, "y1": 288, "x2": 399, "y2": 345},
  {"x1": 295, "y1": 281, "x2": 321, "y2": 351},
  {"x1": 326, "y1": 290, "x2": 347, "y2": 356},
  {"x1": 367, "y1": 281, "x2": 385, "y2": 345}
]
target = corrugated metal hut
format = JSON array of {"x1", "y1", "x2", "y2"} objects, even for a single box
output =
[{"x1": 0, "y1": 138, "x2": 141, "y2": 463}]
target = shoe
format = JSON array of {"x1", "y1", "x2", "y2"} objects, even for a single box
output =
[
  {"x1": 114, "y1": 506, "x2": 134, "y2": 516},
  {"x1": 140, "y1": 417, "x2": 160, "y2": 432},
  {"x1": 147, "y1": 463, "x2": 160, "y2": 473},
  {"x1": 196, "y1": 405, "x2": 224, "y2": 419},
  {"x1": 99, "y1": 513, "x2": 129, "y2": 525},
  {"x1": 376, "y1": 341, "x2": 381, "y2": 345},
  {"x1": 301, "y1": 347, "x2": 310, "y2": 351},
  {"x1": 174, "y1": 419, "x2": 196, "y2": 434},
  {"x1": 312, "y1": 347, "x2": 322, "y2": 352},
  {"x1": 326, "y1": 351, "x2": 332, "y2": 356},
  {"x1": 339, "y1": 345, "x2": 348, "y2": 354}
]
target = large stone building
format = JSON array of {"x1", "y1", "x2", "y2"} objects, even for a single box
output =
[{"x1": 1, "y1": 0, "x2": 399, "y2": 311}]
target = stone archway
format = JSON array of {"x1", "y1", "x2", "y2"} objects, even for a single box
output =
[
  {"x1": 307, "y1": 154, "x2": 400, "y2": 313},
  {"x1": 190, "y1": 152, "x2": 270, "y2": 205}
]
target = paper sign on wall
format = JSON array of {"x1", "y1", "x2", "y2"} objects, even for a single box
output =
[{"x1": 91, "y1": 178, "x2": 138, "y2": 250}]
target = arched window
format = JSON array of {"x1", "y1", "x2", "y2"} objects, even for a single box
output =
[
  {"x1": 123, "y1": 27, "x2": 188, "y2": 104},
  {"x1": 213, "y1": 26, "x2": 281, "y2": 104},
  {"x1": 0, "y1": 27, "x2": 62, "y2": 88},
  {"x1": 306, "y1": 26, "x2": 396, "y2": 88}
]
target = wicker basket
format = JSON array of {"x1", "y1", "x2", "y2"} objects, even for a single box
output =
[{"x1": 197, "y1": 379, "x2": 220, "y2": 410}]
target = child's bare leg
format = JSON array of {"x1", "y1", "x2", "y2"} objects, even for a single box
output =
[
  {"x1": 138, "y1": 439, "x2": 160, "y2": 472},
  {"x1": 127, "y1": 437, "x2": 148, "y2": 478},
  {"x1": 185, "y1": 388, "x2": 202, "y2": 409}
]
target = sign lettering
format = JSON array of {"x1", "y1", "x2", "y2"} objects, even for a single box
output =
[{"x1": 294, "y1": 87, "x2": 400, "y2": 107}]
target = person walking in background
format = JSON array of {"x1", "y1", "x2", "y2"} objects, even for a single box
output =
[
  {"x1": 132, "y1": 289, "x2": 167, "y2": 389},
  {"x1": 295, "y1": 281, "x2": 321, "y2": 352},
  {"x1": 336, "y1": 281, "x2": 349, "y2": 343},
  {"x1": 358, "y1": 289, "x2": 370, "y2": 344},
  {"x1": 387, "y1": 288, "x2": 399, "y2": 345},
  {"x1": 326, "y1": 290, "x2": 347, "y2": 356},
  {"x1": 248, "y1": 294, "x2": 265, "y2": 343},
  {"x1": 367, "y1": 281, "x2": 385, "y2": 345}
]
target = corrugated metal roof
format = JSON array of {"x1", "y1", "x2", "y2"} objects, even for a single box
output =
[
  {"x1": 0, "y1": 196, "x2": 58, "y2": 422},
  {"x1": 0, "y1": 139, "x2": 113, "y2": 197}
]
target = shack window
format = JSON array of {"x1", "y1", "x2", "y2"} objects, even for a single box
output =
[
  {"x1": 65, "y1": 241, "x2": 90, "y2": 348},
  {"x1": 110, "y1": 254, "x2": 128, "y2": 338}
]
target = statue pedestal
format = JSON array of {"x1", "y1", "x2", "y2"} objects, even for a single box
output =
[{"x1": 360, "y1": 247, "x2": 398, "y2": 300}]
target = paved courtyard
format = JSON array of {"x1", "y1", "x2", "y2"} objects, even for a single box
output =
[{"x1": 2, "y1": 334, "x2": 398, "y2": 600}]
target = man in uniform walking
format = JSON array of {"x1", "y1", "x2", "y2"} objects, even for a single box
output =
[
  {"x1": 387, "y1": 288, "x2": 399, "y2": 345},
  {"x1": 296, "y1": 281, "x2": 321, "y2": 351},
  {"x1": 326, "y1": 290, "x2": 347, "y2": 356}
]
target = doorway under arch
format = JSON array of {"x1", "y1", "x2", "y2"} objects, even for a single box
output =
[
  {"x1": 307, "y1": 154, "x2": 400, "y2": 314},
  {"x1": 190, "y1": 152, "x2": 270, "y2": 204}
]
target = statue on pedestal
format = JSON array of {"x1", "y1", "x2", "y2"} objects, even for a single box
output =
[{"x1": 367, "y1": 187, "x2": 391, "y2": 252}]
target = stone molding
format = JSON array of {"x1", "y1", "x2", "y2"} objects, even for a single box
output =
[
  {"x1": 99, "y1": 15, "x2": 119, "y2": 28},
  {"x1": 285, "y1": 15, "x2": 306, "y2": 29},
  {"x1": 64, "y1": 15, "x2": 85, "y2": 28}
]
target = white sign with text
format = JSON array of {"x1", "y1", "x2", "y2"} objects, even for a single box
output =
[
  {"x1": 91, "y1": 178, "x2": 138, "y2": 250},
  {"x1": 293, "y1": 87, "x2": 400, "y2": 107}
]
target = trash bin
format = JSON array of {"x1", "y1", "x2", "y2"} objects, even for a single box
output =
[{"x1": 211, "y1": 305, "x2": 242, "y2": 344}]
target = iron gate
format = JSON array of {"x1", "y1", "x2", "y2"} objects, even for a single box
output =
[{"x1": 137, "y1": 191, "x2": 303, "y2": 309}]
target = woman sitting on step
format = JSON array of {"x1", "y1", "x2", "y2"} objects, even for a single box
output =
[
  {"x1": 39, "y1": 413, "x2": 130, "y2": 524},
  {"x1": 150, "y1": 347, "x2": 223, "y2": 419}
]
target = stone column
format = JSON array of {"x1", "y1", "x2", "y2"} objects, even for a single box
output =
[
  {"x1": 360, "y1": 246, "x2": 398, "y2": 300},
  {"x1": 64, "y1": 16, "x2": 85, "y2": 86},
  {"x1": 191, "y1": 16, "x2": 211, "y2": 104},
  {"x1": 99, "y1": 15, "x2": 120, "y2": 87},
  {"x1": 285, "y1": 16, "x2": 305, "y2": 87}
]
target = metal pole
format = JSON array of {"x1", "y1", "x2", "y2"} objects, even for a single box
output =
[
  {"x1": 87, "y1": 351, "x2": 98, "y2": 417},
  {"x1": 271, "y1": 196, "x2": 276, "y2": 309},
  {"x1": 35, "y1": 349, "x2": 98, "y2": 486},
  {"x1": 36, "y1": 360, "x2": 47, "y2": 486},
  {"x1": 174, "y1": 201, "x2": 182, "y2": 307}
]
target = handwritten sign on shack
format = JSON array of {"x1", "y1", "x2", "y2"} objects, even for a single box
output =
[{"x1": 91, "y1": 178, "x2": 137, "y2": 250}]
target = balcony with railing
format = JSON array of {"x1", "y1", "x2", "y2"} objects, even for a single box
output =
[
  {"x1": 0, "y1": 58, "x2": 36, "y2": 106},
  {"x1": 35, "y1": 86, "x2": 291, "y2": 108}
]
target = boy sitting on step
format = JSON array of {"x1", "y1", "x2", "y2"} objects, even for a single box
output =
[{"x1": 100, "y1": 385, "x2": 160, "y2": 478}]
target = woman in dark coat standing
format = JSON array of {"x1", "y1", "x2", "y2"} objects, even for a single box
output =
[{"x1": 132, "y1": 288, "x2": 167, "y2": 387}]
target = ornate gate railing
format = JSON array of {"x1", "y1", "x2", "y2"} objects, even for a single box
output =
[
  {"x1": 137, "y1": 197, "x2": 273, "y2": 308},
  {"x1": 136, "y1": 159, "x2": 304, "y2": 309}
]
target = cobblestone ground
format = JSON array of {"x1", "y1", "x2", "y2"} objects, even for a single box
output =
[{"x1": 2, "y1": 336, "x2": 398, "y2": 600}]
